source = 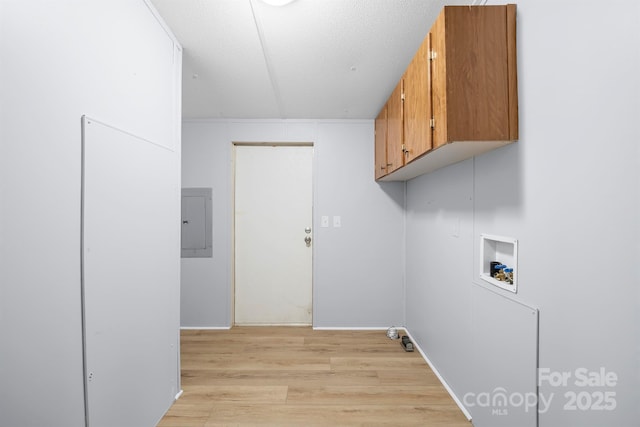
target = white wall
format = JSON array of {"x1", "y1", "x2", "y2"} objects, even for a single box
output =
[
  {"x1": 0, "y1": 1, "x2": 181, "y2": 425},
  {"x1": 180, "y1": 120, "x2": 405, "y2": 328},
  {"x1": 405, "y1": 1, "x2": 640, "y2": 426}
]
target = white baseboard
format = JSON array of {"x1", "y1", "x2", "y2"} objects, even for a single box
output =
[
  {"x1": 174, "y1": 389, "x2": 183, "y2": 400},
  {"x1": 180, "y1": 326, "x2": 231, "y2": 330},
  {"x1": 312, "y1": 326, "x2": 389, "y2": 330},
  {"x1": 233, "y1": 323, "x2": 312, "y2": 327},
  {"x1": 182, "y1": 326, "x2": 389, "y2": 330},
  {"x1": 403, "y1": 328, "x2": 473, "y2": 421}
]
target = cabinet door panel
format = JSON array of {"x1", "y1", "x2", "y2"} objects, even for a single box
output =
[
  {"x1": 404, "y1": 33, "x2": 432, "y2": 162},
  {"x1": 444, "y1": 6, "x2": 511, "y2": 142},
  {"x1": 430, "y1": 9, "x2": 448, "y2": 148},
  {"x1": 374, "y1": 105, "x2": 388, "y2": 179},
  {"x1": 386, "y1": 80, "x2": 404, "y2": 173}
]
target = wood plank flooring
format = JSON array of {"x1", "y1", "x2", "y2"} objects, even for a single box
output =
[{"x1": 158, "y1": 327, "x2": 470, "y2": 426}]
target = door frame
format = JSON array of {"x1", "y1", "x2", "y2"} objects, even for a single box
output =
[{"x1": 231, "y1": 141, "x2": 314, "y2": 326}]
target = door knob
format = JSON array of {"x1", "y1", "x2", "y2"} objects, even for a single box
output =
[
  {"x1": 305, "y1": 227, "x2": 311, "y2": 234},
  {"x1": 304, "y1": 235, "x2": 312, "y2": 247}
]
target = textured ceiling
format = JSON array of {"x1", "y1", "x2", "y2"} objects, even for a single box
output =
[{"x1": 150, "y1": 0, "x2": 472, "y2": 120}]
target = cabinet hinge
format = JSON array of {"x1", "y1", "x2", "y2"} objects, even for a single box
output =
[
  {"x1": 401, "y1": 144, "x2": 406, "y2": 153},
  {"x1": 401, "y1": 92, "x2": 405, "y2": 101},
  {"x1": 429, "y1": 50, "x2": 437, "y2": 61},
  {"x1": 430, "y1": 118, "x2": 435, "y2": 129}
]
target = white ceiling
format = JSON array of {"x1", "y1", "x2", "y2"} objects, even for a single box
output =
[{"x1": 150, "y1": 0, "x2": 472, "y2": 120}]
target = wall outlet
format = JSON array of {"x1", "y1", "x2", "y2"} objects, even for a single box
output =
[
  {"x1": 333, "y1": 216, "x2": 341, "y2": 228},
  {"x1": 321, "y1": 216, "x2": 329, "y2": 227}
]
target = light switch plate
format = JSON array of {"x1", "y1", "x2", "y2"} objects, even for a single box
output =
[{"x1": 333, "y1": 216, "x2": 341, "y2": 228}]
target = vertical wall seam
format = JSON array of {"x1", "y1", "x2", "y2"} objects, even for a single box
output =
[
  {"x1": 80, "y1": 116, "x2": 89, "y2": 427},
  {"x1": 402, "y1": 180, "x2": 407, "y2": 327}
]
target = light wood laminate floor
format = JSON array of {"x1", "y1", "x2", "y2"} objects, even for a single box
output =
[{"x1": 158, "y1": 327, "x2": 470, "y2": 426}]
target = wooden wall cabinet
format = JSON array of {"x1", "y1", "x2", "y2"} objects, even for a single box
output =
[{"x1": 375, "y1": 4, "x2": 518, "y2": 181}]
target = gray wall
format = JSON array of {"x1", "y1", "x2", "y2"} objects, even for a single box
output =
[
  {"x1": 0, "y1": 1, "x2": 181, "y2": 425},
  {"x1": 405, "y1": 1, "x2": 640, "y2": 426},
  {"x1": 180, "y1": 120, "x2": 406, "y2": 328}
]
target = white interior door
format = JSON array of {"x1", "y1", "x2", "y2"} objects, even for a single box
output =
[{"x1": 234, "y1": 144, "x2": 313, "y2": 325}]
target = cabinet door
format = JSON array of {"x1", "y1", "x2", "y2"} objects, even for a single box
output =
[
  {"x1": 374, "y1": 105, "x2": 388, "y2": 180},
  {"x1": 433, "y1": 6, "x2": 516, "y2": 146},
  {"x1": 403, "y1": 33, "x2": 432, "y2": 163},
  {"x1": 430, "y1": 8, "x2": 448, "y2": 149},
  {"x1": 386, "y1": 79, "x2": 404, "y2": 173}
]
